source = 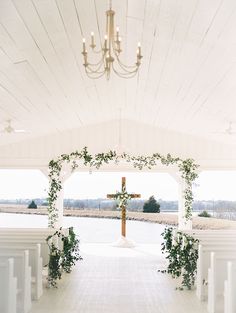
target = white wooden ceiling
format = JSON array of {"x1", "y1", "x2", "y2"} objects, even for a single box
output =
[{"x1": 0, "y1": 0, "x2": 236, "y2": 157}]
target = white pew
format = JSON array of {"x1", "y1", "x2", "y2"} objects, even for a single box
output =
[
  {"x1": 185, "y1": 229, "x2": 236, "y2": 234},
  {"x1": 224, "y1": 261, "x2": 236, "y2": 313},
  {"x1": 0, "y1": 250, "x2": 31, "y2": 313},
  {"x1": 0, "y1": 258, "x2": 17, "y2": 313},
  {"x1": 196, "y1": 244, "x2": 236, "y2": 301},
  {"x1": 208, "y1": 252, "x2": 236, "y2": 313},
  {"x1": 0, "y1": 228, "x2": 69, "y2": 238},
  {"x1": 0, "y1": 227, "x2": 68, "y2": 234},
  {"x1": 0, "y1": 228, "x2": 68, "y2": 266},
  {"x1": 0, "y1": 243, "x2": 43, "y2": 300},
  {"x1": 0, "y1": 236, "x2": 58, "y2": 266}
]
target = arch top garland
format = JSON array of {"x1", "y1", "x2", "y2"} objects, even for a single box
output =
[{"x1": 47, "y1": 147, "x2": 199, "y2": 228}]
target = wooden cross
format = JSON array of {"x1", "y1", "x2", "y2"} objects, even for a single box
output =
[{"x1": 107, "y1": 177, "x2": 141, "y2": 237}]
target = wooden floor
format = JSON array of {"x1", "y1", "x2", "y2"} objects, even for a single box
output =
[{"x1": 30, "y1": 243, "x2": 208, "y2": 313}]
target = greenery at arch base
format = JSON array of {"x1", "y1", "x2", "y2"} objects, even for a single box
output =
[
  {"x1": 46, "y1": 227, "x2": 82, "y2": 287},
  {"x1": 160, "y1": 227, "x2": 199, "y2": 290}
]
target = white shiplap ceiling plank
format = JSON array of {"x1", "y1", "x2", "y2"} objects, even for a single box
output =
[
  {"x1": 163, "y1": 0, "x2": 227, "y2": 122},
  {"x1": 0, "y1": 23, "x2": 25, "y2": 63},
  {"x1": 165, "y1": 0, "x2": 236, "y2": 133},
  {"x1": 12, "y1": 0, "x2": 87, "y2": 126},
  {"x1": 0, "y1": 0, "x2": 80, "y2": 130}
]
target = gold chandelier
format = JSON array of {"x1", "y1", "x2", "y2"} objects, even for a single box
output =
[{"x1": 81, "y1": 0, "x2": 142, "y2": 80}]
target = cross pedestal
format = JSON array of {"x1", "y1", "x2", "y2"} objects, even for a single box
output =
[{"x1": 107, "y1": 177, "x2": 141, "y2": 247}]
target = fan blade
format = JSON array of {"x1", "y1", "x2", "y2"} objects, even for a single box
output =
[{"x1": 14, "y1": 129, "x2": 26, "y2": 133}]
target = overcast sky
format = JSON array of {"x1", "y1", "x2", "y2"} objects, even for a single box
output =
[{"x1": 1, "y1": 169, "x2": 236, "y2": 201}]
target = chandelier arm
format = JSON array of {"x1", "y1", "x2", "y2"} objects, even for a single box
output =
[
  {"x1": 85, "y1": 59, "x2": 104, "y2": 67},
  {"x1": 85, "y1": 68, "x2": 107, "y2": 79},
  {"x1": 116, "y1": 60, "x2": 139, "y2": 73},
  {"x1": 90, "y1": 48, "x2": 104, "y2": 54},
  {"x1": 85, "y1": 65, "x2": 106, "y2": 75},
  {"x1": 85, "y1": 62, "x2": 105, "y2": 74},
  {"x1": 116, "y1": 55, "x2": 140, "y2": 69},
  {"x1": 112, "y1": 63, "x2": 138, "y2": 78},
  {"x1": 85, "y1": 57, "x2": 106, "y2": 73},
  {"x1": 112, "y1": 70, "x2": 138, "y2": 79},
  {"x1": 110, "y1": 41, "x2": 138, "y2": 70},
  {"x1": 112, "y1": 61, "x2": 139, "y2": 75}
]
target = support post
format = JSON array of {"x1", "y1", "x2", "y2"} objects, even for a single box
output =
[
  {"x1": 178, "y1": 178, "x2": 192, "y2": 230},
  {"x1": 43, "y1": 165, "x2": 71, "y2": 229},
  {"x1": 121, "y1": 204, "x2": 126, "y2": 237},
  {"x1": 169, "y1": 172, "x2": 192, "y2": 230},
  {"x1": 121, "y1": 177, "x2": 126, "y2": 237},
  {"x1": 55, "y1": 185, "x2": 64, "y2": 228}
]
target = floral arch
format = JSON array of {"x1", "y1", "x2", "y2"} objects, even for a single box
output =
[{"x1": 47, "y1": 147, "x2": 199, "y2": 228}]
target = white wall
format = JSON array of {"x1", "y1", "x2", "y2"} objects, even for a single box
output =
[{"x1": 0, "y1": 120, "x2": 235, "y2": 170}]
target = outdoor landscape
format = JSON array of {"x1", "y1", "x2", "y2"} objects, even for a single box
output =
[{"x1": 1, "y1": 197, "x2": 236, "y2": 221}]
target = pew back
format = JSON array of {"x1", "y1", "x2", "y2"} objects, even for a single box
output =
[
  {"x1": 0, "y1": 258, "x2": 17, "y2": 313},
  {"x1": 0, "y1": 243, "x2": 42, "y2": 300},
  {"x1": 224, "y1": 261, "x2": 236, "y2": 313},
  {"x1": 208, "y1": 252, "x2": 236, "y2": 313},
  {"x1": 0, "y1": 250, "x2": 31, "y2": 313}
]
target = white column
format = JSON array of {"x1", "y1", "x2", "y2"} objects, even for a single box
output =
[
  {"x1": 40, "y1": 167, "x2": 71, "y2": 228},
  {"x1": 54, "y1": 169, "x2": 71, "y2": 228},
  {"x1": 169, "y1": 172, "x2": 192, "y2": 230},
  {"x1": 55, "y1": 185, "x2": 64, "y2": 228},
  {"x1": 177, "y1": 177, "x2": 192, "y2": 230},
  {"x1": 40, "y1": 168, "x2": 49, "y2": 179}
]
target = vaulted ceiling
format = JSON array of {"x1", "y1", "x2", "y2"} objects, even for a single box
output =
[{"x1": 0, "y1": 0, "x2": 236, "y2": 168}]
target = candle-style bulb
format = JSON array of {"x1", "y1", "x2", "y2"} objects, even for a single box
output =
[
  {"x1": 91, "y1": 32, "x2": 95, "y2": 48},
  {"x1": 82, "y1": 38, "x2": 86, "y2": 53},
  {"x1": 104, "y1": 35, "x2": 108, "y2": 50},
  {"x1": 137, "y1": 42, "x2": 141, "y2": 56}
]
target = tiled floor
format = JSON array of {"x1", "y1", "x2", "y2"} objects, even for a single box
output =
[{"x1": 30, "y1": 243, "x2": 208, "y2": 313}]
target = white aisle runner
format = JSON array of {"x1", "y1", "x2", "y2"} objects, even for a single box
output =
[{"x1": 30, "y1": 243, "x2": 208, "y2": 313}]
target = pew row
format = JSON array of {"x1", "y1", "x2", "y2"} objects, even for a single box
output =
[
  {"x1": 0, "y1": 227, "x2": 68, "y2": 266},
  {"x1": 0, "y1": 250, "x2": 31, "y2": 313},
  {"x1": 224, "y1": 261, "x2": 236, "y2": 313},
  {"x1": 0, "y1": 243, "x2": 43, "y2": 300},
  {"x1": 196, "y1": 243, "x2": 236, "y2": 301},
  {"x1": 0, "y1": 258, "x2": 17, "y2": 313},
  {"x1": 208, "y1": 252, "x2": 236, "y2": 313}
]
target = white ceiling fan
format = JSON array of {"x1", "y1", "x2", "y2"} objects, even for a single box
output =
[
  {"x1": 1, "y1": 119, "x2": 26, "y2": 134},
  {"x1": 212, "y1": 121, "x2": 236, "y2": 135}
]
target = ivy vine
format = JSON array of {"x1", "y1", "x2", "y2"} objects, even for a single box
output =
[
  {"x1": 160, "y1": 226, "x2": 199, "y2": 290},
  {"x1": 46, "y1": 227, "x2": 82, "y2": 287},
  {"x1": 47, "y1": 147, "x2": 199, "y2": 227},
  {"x1": 61, "y1": 227, "x2": 82, "y2": 273},
  {"x1": 47, "y1": 241, "x2": 62, "y2": 288}
]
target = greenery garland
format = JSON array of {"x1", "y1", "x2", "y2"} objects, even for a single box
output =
[
  {"x1": 46, "y1": 227, "x2": 82, "y2": 287},
  {"x1": 160, "y1": 226, "x2": 199, "y2": 290},
  {"x1": 47, "y1": 147, "x2": 199, "y2": 227}
]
